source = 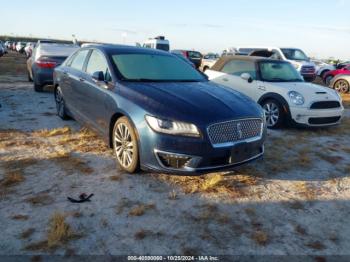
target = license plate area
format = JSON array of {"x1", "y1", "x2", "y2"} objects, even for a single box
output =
[{"x1": 229, "y1": 143, "x2": 256, "y2": 164}]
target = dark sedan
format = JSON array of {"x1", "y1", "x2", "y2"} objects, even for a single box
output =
[{"x1": 54, "y1": 44, "x2": 266, "y2": 174}]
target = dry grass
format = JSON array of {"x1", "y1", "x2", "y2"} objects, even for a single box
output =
[
  {"x1": 52, "y1": 153, "x2": 93, "y2": 175},
  {"x1": 110, "y1": 175, "x2": 123, "y2": 181},
  {"x1": 155, "y1": 172, "x2": 258, "y2": 198},
  {"x1": 168, "y1": 190, "x2": 178, "y2": 200},
  {"x1": 35, "y1": 126, "x2": 71, "y2": 137},
  {"x1": 1, "y1": 172, "x2": 24, "y2": 187},
  {"x1": 26, "y1": 193, "x2": 54, "y2": 206},
  {"x1": 341, "y1": 94, "x2": 350, "y2": 108},
  {"x1": 47, "y1": 212, "x2": 80, "y2": 249},
  {"x1": 20, "y1": 228, "x2": 35, "y2": 239},
  {"x1": 11, "y1": 214, "x2": 29, "y2": 220},
  {"x1": 134, "y1": 229, "x2": 149, "y2": 240},
  {"x1": 251, "y1": 230, "x2": 269, "y2": 246},
  {"x1": 306, "y1": 241, "x2": 326, "y2": 250},
  {"x1": 128, "y1": 204, "x2": 156, "y2": 216}
]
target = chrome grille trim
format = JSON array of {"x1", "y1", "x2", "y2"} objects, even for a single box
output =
[{"x1": 207, "y1": 118, "x2": 264, "y2": 148}]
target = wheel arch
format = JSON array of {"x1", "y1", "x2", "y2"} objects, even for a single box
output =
[
  {"x1": 108, "y1": 111, "x2": 141, "y2": 149},
  {"x1": 258, "y1": 92, "x2": 291, "y2": 116}
]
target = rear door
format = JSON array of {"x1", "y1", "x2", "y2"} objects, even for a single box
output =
[{"x1": 63, "y1": 49, "x2": 90, "y2": 118}]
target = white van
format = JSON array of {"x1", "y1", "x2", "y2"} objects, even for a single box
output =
[
  {"x1": 234, "y1": 46, "x2": 317, "y2": 82},
  {"x1": 143, "y1": 36, "x2": 170, "y2": 51}
]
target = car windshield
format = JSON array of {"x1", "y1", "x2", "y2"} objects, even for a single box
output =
[
  {"x1": 112, "y1": 53, "x2": 205, "y2": 82},
  {"x1": 281, "y1": 48, "x2": 309, "y2": 61},
  {"x1": 259, "y1": 61, "x2": 304, "y2": 82}
]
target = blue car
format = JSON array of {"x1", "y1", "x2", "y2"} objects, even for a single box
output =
[{"x1": 53, "y1": 44, "x2": 266, "y2": 174}]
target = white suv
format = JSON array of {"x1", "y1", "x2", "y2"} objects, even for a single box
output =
[
  {"x1": 205, "y1": 56, "x2": 344, "y2": 128},
  {"x1": 233, "y1": 46, "x2": 317, "y2": 82}
]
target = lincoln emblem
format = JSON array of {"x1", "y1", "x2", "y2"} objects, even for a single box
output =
[{"x1": 237, "y1": 123, "x2": 243, "y2": 139}]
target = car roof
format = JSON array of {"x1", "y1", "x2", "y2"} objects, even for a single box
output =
[
  {"x1": 211, "y1": 56, "x2": 287, "y2": 71},
  {"x1": 83, "y1": 44, "x2": 172, "y2": 55}
]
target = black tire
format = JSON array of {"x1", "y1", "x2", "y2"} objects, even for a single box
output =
[
  {"x1": 324, "y1": 75, "x2": 333, "y2": 86},
  {"x1": 320, "y1": 70, "x2": 329, "y2": 79},
  {"x1": 112, "y1": 117, "x2": 140, "y2": 173},
  {"x1": 203, "y1": 66, "x2": 209, "y2": 72},
  {"x1": 28, "y1": 71, "x2": 33, "y2": 82},
  {"x1": 54, "y1": 86, "x2": 70, "y2": 120},
  {"x1": 261, "y1": 99, "x2": 286, "y2": 129}
]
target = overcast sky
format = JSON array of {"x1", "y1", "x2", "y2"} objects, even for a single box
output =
[{"x1": 2, "y1": 0, "x2": 350, "y2": 59}]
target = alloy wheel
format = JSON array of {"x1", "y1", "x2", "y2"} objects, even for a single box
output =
[
  {"x1": 334, "y1": 80, "x2": 349, "y2": 93},
  {"x1": 263, "y1": 102, "x2": 280, "y2": 127},
  {"x1": 114, "y1": 123, "x2": 134, "y2": 169}
]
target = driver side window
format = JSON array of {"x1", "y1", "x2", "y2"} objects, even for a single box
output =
[
  {"x1": 222, "y1": 60, "x2": 256, "y2": 80},
  {"x1": 86, "y1": 50, "x2": 112, "y2": 82}
]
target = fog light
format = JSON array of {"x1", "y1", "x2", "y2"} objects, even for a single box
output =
[{"x1": 157, "y1": 152, "x2": 192, "y2": 169}]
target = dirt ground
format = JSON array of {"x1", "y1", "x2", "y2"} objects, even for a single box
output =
[{"x1": 1, "y1": 52, "x2": 350, "y2": 257}]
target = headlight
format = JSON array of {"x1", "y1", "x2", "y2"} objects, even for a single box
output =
[
  {"x1": 293, "y1": 63, "x2": 301, "y2": 70},
  {"x1": 145, "y1": 115, "x2": 200, "y2": 137},
  {"x1": 288, "y1": 91, "x2": 305, "y2": 105}
]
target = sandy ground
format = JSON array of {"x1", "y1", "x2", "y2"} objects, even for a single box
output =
[{"x1": 1, "y1": 53, "x2": 350, "y2": 257}]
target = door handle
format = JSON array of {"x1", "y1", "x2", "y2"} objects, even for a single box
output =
[
  {"x1": 79, "y1": 77, "x2": 86, "y2": 82},
  {"x1": 222, "y1": 78, "x2": 229, "y2": 82},
  {"x1": 63, "y1": 71, "x2": 68, "y2": 75}
]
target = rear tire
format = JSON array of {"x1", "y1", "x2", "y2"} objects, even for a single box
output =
[
  {"x1": 320, "y1": 70, "x2": 329, "y2": 79},
  {"x1": 54, "y1": 86, "x2": 70, "y2": 120},
  {"x1": 112, "y1": 117, "x2": 140, "y2": 173},
  {"x1": 28, "y1": 71, "x2": 33, "y2": 82},
  {"x1": 324, "y1": 75, "x2": 333, "y2": 86},
  {"x1": 261, "y1": 99, "x2": 286, "y2": 129}
]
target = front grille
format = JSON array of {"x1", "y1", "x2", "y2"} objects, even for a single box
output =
[
  {"x1": 207, "y1": 119, "x2": 263, "y2": 146},
  {"x1": 301, "y1": 66, "x2": 315, "y2": 74},
  {"x1": 308, "y1": 116, "x2": 341, "y2": 125},
  {"x1": 310, "y1": 101, "x2": 341, "y2": 109}
]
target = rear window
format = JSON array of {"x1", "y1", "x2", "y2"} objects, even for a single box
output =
[
  {"x1": 156, "y1": 44, "x2": 169, "y2": 51},
  {"x1": 188, "y1": 51, "x2": 202, "y2": 59},
  {"x1": 70, "y1": 50, "x2": 89, "y2": 71}
]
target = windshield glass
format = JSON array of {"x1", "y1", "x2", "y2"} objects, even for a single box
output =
[
  {"x1": 156, "y1": 44, "x2": 169, "y2": 51},
  {"x1": 281, "y1": 48, "x2": 309, "y2": 61},
  {"x1": 259, "y1": 61, "x2": 304, "y2": 82},
  {"x1": 112, "y1": 53, "x2": 205, "y2": 82}
]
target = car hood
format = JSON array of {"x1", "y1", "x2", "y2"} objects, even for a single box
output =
[
  {"x1": 120, "y1": 81, "x2": 262, "y2": 125},
  {"x1": 265, "y1": 82, "x2": 340, "y2": 101}
]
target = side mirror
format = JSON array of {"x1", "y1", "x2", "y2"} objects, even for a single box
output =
[
  {"x1": 92, "y1": 71, "x2": 105, "y2": 82},
  {"x1": 241, "y1": 73, "x2": 253, "y2": 83}
]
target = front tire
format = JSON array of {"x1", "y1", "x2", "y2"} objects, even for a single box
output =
[
  {"x1": 334, "y1": 79, "x2": 350, "y2": 93},
  {"x1": 54, "y1": 86, "x2": 70, "y2": 120},
  {"x1": 262, "y1": 99, "x2": 286, "y2": 129},
  {"x1": 112, "y1": 117, "x2": 140, "y2": 173}
]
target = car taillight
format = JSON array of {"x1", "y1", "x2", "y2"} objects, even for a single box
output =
[
  {"x1": 36, "y1": 60, "x2": 57, "y2": 68},
  {"x1": 182, "y1": 51, "x2": 188, "y2": 58}
]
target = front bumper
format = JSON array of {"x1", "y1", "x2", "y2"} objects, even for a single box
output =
[
  {"x1": 290, "y1": 106, "x2": 344, "y2": 126},
  {"x1": 140, "y1": 127, "x2": 266, "y2": 174}
]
